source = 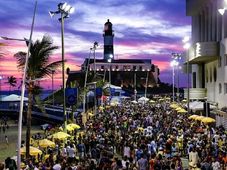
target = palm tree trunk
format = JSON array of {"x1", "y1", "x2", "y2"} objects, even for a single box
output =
[{"x1": 26, "y1": 83, "x2": 33, "y2": 159}]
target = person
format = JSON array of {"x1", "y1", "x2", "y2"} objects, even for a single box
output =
[
  {"x1": 189, "y1": 147, "x2": 199, "y2": 169},
  {"x1": 211, "y1": 158, "x2": 220, "y2": 170},
  {"x1": 5, "y1": 135, "x2": 8, "y2": 145},
  {"x1": 5, "y1": 157, "x2": 17, "y2": 170},
  {"x1": 137, "y1": 154, "x2": 148, "y2": 170},
  {"x1": 53, "y1": 159, "x2": 61, "y2": 170}
]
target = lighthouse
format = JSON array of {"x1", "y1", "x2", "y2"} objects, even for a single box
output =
[{"x1": 103, "y1": 19, "x2": 114, "y2": 62}]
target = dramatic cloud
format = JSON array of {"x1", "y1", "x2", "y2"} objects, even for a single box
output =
[{"x1": 0, "y1": 0, "x2": 191, "y2": 90}]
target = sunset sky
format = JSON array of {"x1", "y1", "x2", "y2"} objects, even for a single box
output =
[{"x1": 0, "y1": 0, "x2": 191, "y2": 91}]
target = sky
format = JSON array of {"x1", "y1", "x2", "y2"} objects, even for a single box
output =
[{"x1": 0, "y1": 0, "x2": 191, "y2": 91}]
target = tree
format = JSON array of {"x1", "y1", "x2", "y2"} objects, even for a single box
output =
[
  {"x1": 14, "y1": 35, "x2": 62, "y2": 158},
  {"x1": 6, "y1": 76, "x2": 17, "y2": 93}
]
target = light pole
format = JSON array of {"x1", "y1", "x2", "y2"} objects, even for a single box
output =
[
  {"x1": 107, "y1": 59, "x2": 112, "y2": 103},
  {"x1": 170, "y1": 60, "x2": 179, "y2": 102},
  {"x1": 49, "y1": 2, "x2": 74, "y2": 131},
  {"x1": 134, "y1": 72, "x2": 137, "y2": 101},
  {"x1": 183, "y1": 36, "x2": 191, "y2": 114},
  {"x1": 0, "y1": 75, "x2": 3, "y2": 102},
  {"x1": 83, "y1": 48, "x2": 92, "y2": 114},
  {"x1": 145, "y1": 71, "x2": 149, "y2": 98},
  {"x1": 1, "y1": 1, "x2": 37, "y2": 169},
  {"x1": 172, "y1": 53, "x2": 181, "y2": 102},
  {"x1": 51, "y1": 69, "x2": 55, "y2": 106}
]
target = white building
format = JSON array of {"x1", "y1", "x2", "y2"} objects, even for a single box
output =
[{"x1": 186, "y1": 0, "x2": 227, "y2": 128}]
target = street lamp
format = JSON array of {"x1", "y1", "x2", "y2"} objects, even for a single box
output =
[
  {"x1": 172, "y1": 53, "x2": 181, "y2": 102},
  {"x1": 0, "y1": 75, "x2": 3, "y2": 101},
  {"x1": 49, "y1": 2, "x2": 74, "y2": 131},
  {"x1": 1, "y1": 1, "x2": 37, "y2": 169},
  {"x1": 183, "y1": 36, "x2": 191, "y2": 114},
  {"x1": 170, "y1": 60, "x2": 179, "y2": 102}
]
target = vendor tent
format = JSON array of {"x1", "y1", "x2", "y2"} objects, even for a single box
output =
[{"x1": 1, "y1": 94, "x2": 28, "y2": 102}]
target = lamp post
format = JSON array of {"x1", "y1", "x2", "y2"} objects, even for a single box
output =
[
  {"x1": 51, "y1": 69, "x2": 55, "y2": 106},
  {"x1": 145, "y1": 71, "x2": 149, "y2": 98},
  {"x1": 170, "y1": 60, "x2": 179, "y2": 102},
  {"x1": 172, "y1": 53, "x2": 181, "y2": 102},
  {"x1": 49, "y1": 2, "x2": 74, "y2": 131},
  {"x1": 1, "y1": 1, "x2": 37, "y2": 169},
  {"x1": 183, "y1": 36, "x2": 191, "y2": 114},
  {"x1": 0, "y1": 75, "x2": 3, "y2": 102}
]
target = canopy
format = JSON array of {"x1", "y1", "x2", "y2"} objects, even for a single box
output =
[
  {"x1": 50, "y1": 132, "x2": 70, "y2": 140},
  {"x1": 187, "y1": 101, "x2": 216, "y2": 111},
  {"x1": 38, "y1": 139, "x2": 55, "y2": 148},
  {"x1": 20, "y1": 146, "x2": 42, "y2": 156},
  {"x1": 194, "y1": 116, "x2": 205, "y2": 121},
  {"x1": 1, "y1": 94, "x2": 28, "y2": 102},
  {"x1": 103, "y1": 83, "x2": 122, "y2": 90},
  {"x1": 138, "y1": 97, "x2": 149, "y2": 102}
]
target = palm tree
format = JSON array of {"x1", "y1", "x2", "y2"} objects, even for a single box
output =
[
  {"x1": 6, "y1": 76, "x2": 17, "y2": 93},
  {"x1": 14, "y1": 35, "x2": 62, "y2": 158}
]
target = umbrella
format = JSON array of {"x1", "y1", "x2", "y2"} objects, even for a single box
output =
[
  {"x1": 39, "y1": 139, "x2": 55, "y2": 148},
  {"x1": 188, "y1": 115, "x2": 199, "y2": 119},
  {"x1": 149, "y1": 100, "x2": 155, "y2": 103},
  {"x1": 170, "y1": 103, "x2": 179, "y2": 108},
  {"x1": 201, "y1": 117, "x2": 215, "y2": 123},
  {"x1": 175, "y1": 107, "x2": 182, "y2": 111},
  {"x1": 194, "y1": 116, "x2": 205, "y2": 121},
  {"x1": 88, "y1": 112, "x2": 94, "y2": 116},
  {"x1": 67, "y1": 123, "x2": 81, "y2": 129},
  {"x1": 165, "y1": 97, "x2": 171, "y2": 100},
  {"x1": 177, "y1": 109, "x2": 187, "y2": 113},
  {"x1": 131, "y1": 100, "x2": 138, "y2": 104},
  {"x1": 182, "y1": 99, "x2": 187, "y2": 102},
  {"x1": 51, "y1": 132, "x2": 70, "y2": 140},
  {"x1": 20, "y1": 146, "x2": 42, "y2": 156}
]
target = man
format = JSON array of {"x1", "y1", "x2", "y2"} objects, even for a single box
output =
[
  {"x1": 189, "y1": 147, "x2": 199, "y2": 169},
  {"x1": 137, "y1": 154, "x2": 148, "y2": 170}
]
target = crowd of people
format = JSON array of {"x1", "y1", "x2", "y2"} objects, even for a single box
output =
[{"x1": 2, "y1": 98, "x2": 227, "y2": 169}]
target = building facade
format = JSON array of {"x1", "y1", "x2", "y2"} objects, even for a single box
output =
[{"x1": 186, "y1": 0, "x2": 227, "y2": 128}]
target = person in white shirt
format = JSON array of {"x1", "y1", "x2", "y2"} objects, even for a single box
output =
[
  {"x1": 53, "y1": 160, "x2": 61, "y2": 170},
  {"x1": 189, "y1": 147, "x2": 199, "y2": 168},
  {"x1": 123, "y1": 144, "x2": 131, "y2": 158}
]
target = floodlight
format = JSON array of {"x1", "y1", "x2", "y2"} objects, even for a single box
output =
[
  {"x1": 109, "y1": 54, "x2": 113, "y2": 58},
  {"x1": 61, "y1": 2, "x2": 67, "y2": 10},
  {"x1": 182, "y1": 36, "x2": 190, "y2": 43},
  {"x1": 183, "y1": 43, "x2": 191, "y2": 49},
  {"x1": 65, "y1": 4, "x2": 71, "y2": 12},
  {"x1": 218, "y1": 8, "x2": 226, "y2": 15},
  {"x1": 107, "y1": 59, "x2": 112, "y2": 63},
  {"x1": 70, "y1": 7, "x2": 75, "y2": 14}
]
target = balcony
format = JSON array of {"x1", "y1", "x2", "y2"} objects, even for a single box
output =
[
  {"x1": 188, "y1": 42, "x2": 219, "y2": 64},
  {"x1": 184, "y1": 88, "x2": 207, "y2": 100}
]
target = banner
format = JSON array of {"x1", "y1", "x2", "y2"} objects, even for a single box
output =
[{"x1": 65, "y1": 88, "x2": 78, "y2": 106}]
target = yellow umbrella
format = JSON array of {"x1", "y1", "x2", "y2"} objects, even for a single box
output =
[
  {"x1": 194, "y1": 116, "x2": 205, "y2": 121},
  {"x1": 165, "y1": 97, "x2": 171, "y2": 100},
  {"x1": 39, "y1": 139, "x2": 55, "y2": 148},
  {"x1": 188, "y1": 115, "x2": 198, "y2": 119},
  {"x1": 201, "y1": 117, "x2": 215, "y2": 123},
  {"x1": 99, "y1": 106, "x2": 104, "y2": 110},
  {"x1": 175, "y1": 107, "x2": 182, "y2": 111},
  {"x1": 66, "y1": 125, "x2": 74, "y2": 131},
  {"x1": 137, "y1": 127, "x2": 144, "y2": 132},
  {"x1": 51, "y1": 132, "x2": 70, "y2": 140},
  {"x1": 182, "y1": 99, "x2": 187, "y2": 102},
  {"x1": 68, "y1": 123, "x2": 81, "y2": 129},
  {"x1": 158, "y1": 98, "x2": 164, "y2": 101},
  {"x1": 170, "y1": 103, "x2": 179, "y2": 108},
  {"x1": 177, "y1": 109, "x2": 187, "y2": 113},
  {"x1": 88, "y1": 112, "x2": 95, "y2": 116},
  {"x1": 149, "y1": 100, "x2": 155, "y2": 103},
  {"x1": 20, "y1": 146, "x2": 42, "y2": 156}
]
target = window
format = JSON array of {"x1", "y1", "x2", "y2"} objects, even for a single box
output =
[
  {"x1": 225, "y1": 83, "x2": 227, "y2": 94},
  {"x1": 214, "y1": 67, "x2": 217, "y2": 82},
  {"x1": 219, "y1": 83, "x2": 222, "y2": 94}
]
